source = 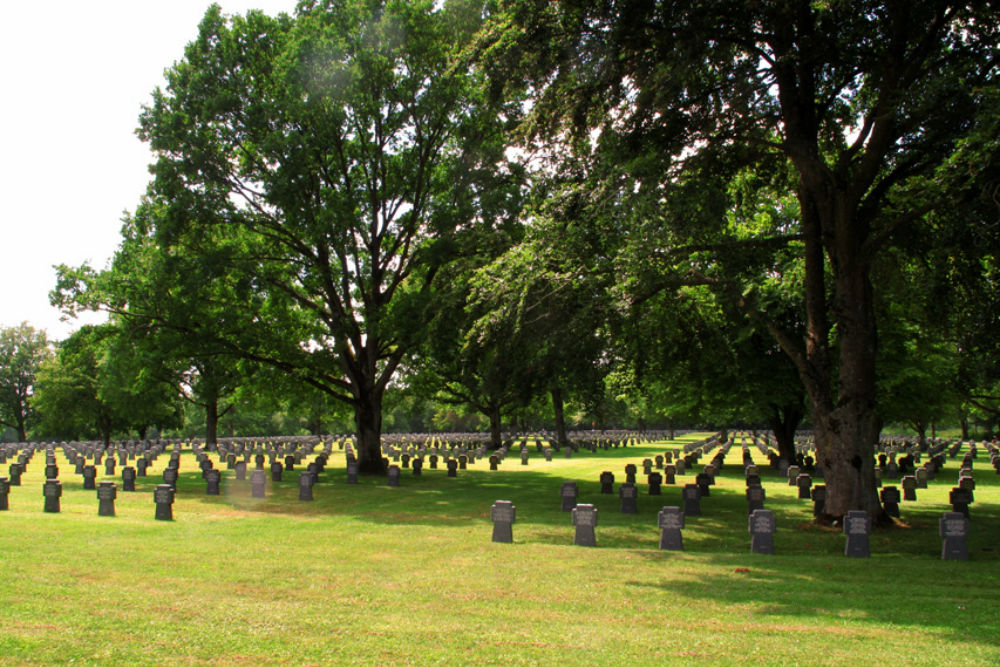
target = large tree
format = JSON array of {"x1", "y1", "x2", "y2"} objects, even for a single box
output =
[
  {"x1": 66, "y1": 0, "x2": 515, "y2": 471},
  {"x1": 485, "y1": 0, "x2": 1000, "y2": 522},
  {"x1": 0, "y1": 323, "x2": 52, "y2": 441}
]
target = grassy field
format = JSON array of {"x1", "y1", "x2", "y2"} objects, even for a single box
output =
[{"x1": 1, "y1": 433, "x2": 998, "y2": 666}]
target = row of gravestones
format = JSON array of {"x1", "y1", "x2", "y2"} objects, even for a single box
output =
[{"x1": 487, "y1": 499, "x2": 972, "y2": 560}]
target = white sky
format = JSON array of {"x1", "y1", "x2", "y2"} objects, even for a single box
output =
[{"x1": 0, "y1": 0, "x2": 298, "y2": 341}]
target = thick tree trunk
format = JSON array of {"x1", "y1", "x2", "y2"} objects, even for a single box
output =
[
  {"x1": 205, "y1": 400, "x2": 219, "y2": 448},
  {"x1": 354, "y1": 390, "x2": 386, "y2": 474},
  {"x1": 551, "y1": 387, "x2": 568, "y2": 448},
  {"x1": 767, "y1": 402, "x2": 802, "y2": 466},
  {"x1": 487, "y1": 405, "x2": 502, "y2": 449}
]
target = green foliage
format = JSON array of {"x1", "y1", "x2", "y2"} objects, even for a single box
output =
[{"x1": 0, "y1": 323, "x2": 53, "y2": 441}]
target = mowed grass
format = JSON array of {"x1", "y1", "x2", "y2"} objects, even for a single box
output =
[{"x1": 1, "y1": 434, "x2": 999, "y2": 667}]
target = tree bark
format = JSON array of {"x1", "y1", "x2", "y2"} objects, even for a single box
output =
[
  {"x1": 487, "y1": 404, "x2": 502, "y2": 449},
  {"x1": 205, "y1": 399, "x2": 219, "y2": 449},
  {"x1": 767, "y1": 402, "x2": 802, "y2": 466},
  {"x1": 551, "y1": 387, "x2": 568, "y2": 448},
  {"x1": 354, "y1": 388, "x2": 387, "y2": 474}
]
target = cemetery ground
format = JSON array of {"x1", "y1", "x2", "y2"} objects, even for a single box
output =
[{"x1": 1, "y1": 434, "x2": 998, "y2": 667}]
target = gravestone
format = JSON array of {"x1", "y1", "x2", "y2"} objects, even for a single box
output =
[
  {"x1": 674, "y1": 459, "x2": 686, "y2": 476},
  {"x1": 749, "y1": 509, "x2": 776, "y2": 555},
  {"x1": 489, "y1": 455, "x2": 499, "y2": 471},
  {"x1": 655, "y1": 455, "x2": 664, "y2": 469},
  {"x1": 915, "y1": 467, "x2": 929, "y2": 489},
  {"x1": 886, "y1": 461, "x2": 899, "y2": 480},
  {"x1": 796, "y1": 474, "x2": 812, "y2": 499},
  {"x1": 664, "y1": 464, "x2": 676, "y2": 485},
  {"x1": 746, "y1": 485, "x2": 765, "y2": 514},
  {"x1": 387, "y1": 465, "x2": 400, "y2": 487},
  {"x1": 235, "y1": 461, "x2": 247, "y2": 481},
  {"x1": 45, "y1": 462, "x2": 59, "y2": 479},
  {"x1": 949, "y1": 487, "x2": 973, "y2": 518},
  {"x1": 104, "y1": 458, "x2": 115, "y2": 476},
  {"x1": 843, "y1": 510, "x2": 871, "y2": 558},
  {"x1": 97, "y1": 481, "x2": 117, "y2": 517},
  {"x1": 401, "y1": 454, "x2": 410, "y2": 469},
  {"x1": 0, "y1": 477, "x2": 8, "y2": 510},
  {"x1": 901, "y1": 475, "x2": 917, "y2": 501},
  {"x1": 571, "y1": 504, "x2": 597, "y2": 547},
  {"x1": 299, "y1": 472, "x2": 315, "y2": 501},
  {"x1": 205, "y1": 469, "x2": 221, "y2": 495},
  {"x1": 346, "y1": 461, "x2": 359, "y2": 484},
  {"x1": 880, "y1": 486, "x2": 900, "y2": 518},
  {"x1": 619, "y1": 483, "x2": 638, "y2": 514},
  {"x1": 810, "y1": 484, "x2": 826, "y2": 517},
  {"x1": 647, "y1": 472, "x2": 662, "y2": 495},
  {"x1": 695, "y1": 472, "x2": 711, "y2": 498},
  {"x1": 412, "y1": 457, "x2": 423, "y2": 475},
  {"x1": 490, "y1": 500, "x2": 516, "y2": 543},
  {"x1": 939, "y1": 512, "x2": 970, "y2": 561},
  {"x1": 270, "y1": 461, "x2": 283, "y2": 482},
  {"x1": 642, "y1": 459, "x2": 653, "y2": 475},
  {"x1": 624, "y1": 464, "x2": 637, "y2": 484},
  {"x1": 136, "y1": 459, "x2": 148, "y2": 477},
  {"x1": 154, "y1": 484, "x2": 174, "y2": 520},
  {"x1": 43, "y1": 479, "x2": 62, "y2": 513},
  {"x1": 163, "y1": 467, "x2": 178, "y2": 490},
  {"x1": 284, "y1": 455, "x2": 295, "y2": 471},
  {"x1": 447, "y1": 459, "x2": 458, "y2": 477},
  {"x1": 560, "y1": 481, "x2": 579, "y2": 511},
  {"x1": 429, "y1": 455, "x2": 438, "y2": 470},
  {"x1": 600, "y1": 471, "x2": 615, "y2": 494},
  {"x1": 520, "y1": 450, "x2": 529, "y2": 466},
  {"x1": 682, "y1": 484, "x2": 701, "y2": 516},
  {"x1": 786, "y1": 465, "x2": 801, "y2": 485},
  {"x1": 82, "y1": 465, "x2": 97, "y2": 490},
  {"x1": 657, "y1": 506, "x2": 684, "y2": 550},
  {"x1": 251, "y1": 470, "x2": 267, "y2": 498}
]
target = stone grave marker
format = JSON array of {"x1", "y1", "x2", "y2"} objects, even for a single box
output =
[
  {"x1": 387, "y1": 465, "x2": 401, "y2": 487},
  {"x1": 642, "y1": 459, "x2": 653, "y2": 475},
  {"x1": 299, "y1": 472, "x2": 315, "y2": 501},
  {"x1": 915, "y1": 467, "x2": 929, "y2": 489},
  {"x1": 695, "y1": 472, "x2": 711, "y2": 498},
  {"x1": 235, "y1": 461, "x2": 247, "y2": 481},
  {"x1": 43, "y1": 479, "x2": 62, "y2": 513},
  {"x1": 97, "y1": 481, "x2": 117, "y2": 517},
  {"x1": 347, "y1": 461, "x2": 359, "y2": 484},
  {"x1": 675, "y1": 458, "x2": 686, "y2": 476},
  {"x1": 412, "y1": 457, "x2": 423, "y2": 475},
  {"x1": 560, "y1": 481, "x2": 579, "y2": 511},
  {"x1": 251, "y1": 469, "x2": 267, "y2": 498},
  {"x1": 949, "y1": 487, "x2": 972, "y2": 519},
  {"x1": 447, "y1": 459, "x2": 458, "y2": 477},
  {"x1": 647, "y1": 472, "x2": 663, "y2": 495},
  {"x1": 104, "y1": 458, "x2": 115, "y2": 476},
  {"x1": 154, "y1": 484, "x2": 174, "y2": 520},
  {"x1": 786, "y1": 465, "x2": 801, "y2": 486},
  {"x1": 746, "y1": 485, "x2": 765, "y2": 514},
  {"x1": 600, "y1": 471, "x2": 615, "y2": 494},
  {"x1": 810, "y1": 484, "x2": 826, "y2": 517},
  {"x1": 82, "y1": 465, "x2": 97, "y2": 490},
  {"x1": 664, "y1": 464, "x2": 676, "y2": 485},
  {"x1": 880, "y1": 486, "x2": 900, "y2": 518},
  {"x1": 270, "y1": 461, "x2": 283, "y2": 482},
  {"x1": 657, "y1": 506, "x2": 684, "y2": 550},
  {"x1": 655, "y1": 455, "x2": 664, "y2": 469},
  {"x1": 490, "y1": 500, "x2": 516, "y2": 543},
  {"x1": 0, "y1": 477, "x2": 8, "y2": 510},
  {"x1": 45, "y1": 462, "x2": 59, "y2": 479},
  {"x1": 796, "y1": 474, "x2": 812, "y2": 499},
  {"x1": 163, "y1": 467, "x2": 179, "y2": 490},
  {"x1": 136, "y1": 459, "x2": 148, "y2": 477},
  {"x1": 571, "y1": 504, "x2": 597, "y2": 547},
  {"x1": 619, "y1": 482, "x2": 638, "y2": 514},
  {"x1": 624, "y1": 464, "x2": 637, "y2": 484},
  {"x1": 749, "y1": 509, "x2": 776, "y2": 555},
  {"x1": 682, "y1": 484, "x2": 701, "y2": 516},
  {"x1": 520, "y1": 450, "x2": 529, "y2": 466},
  {"x1": 901, "y1": 475, "x2": 917, "y2": 501},
  {"x1": 843, "y1": 510, "x2": 871, "y2": 558},
  {"x1": 205, "y1": 469, "x2": 221, "y2": 495},
  {"x1": 939, "y1": 512, "x2": 970, "y2": 561}
]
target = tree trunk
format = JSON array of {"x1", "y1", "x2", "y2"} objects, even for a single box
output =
[
  {"x1": 354, "y1": 389, "x2": 386, "y2": 474},
  {"x1": 960, "y1": 416, "x2": 969, "y2": 441},
  {"x1": 138, "y1": 425, "x2": 148, "y2": 441},
  {"x1": 767, "y1": 402, "x2": 802, "y2": 466},
  {"x1": 551, "y1": 387, "x2": 568, "y2": 448},
  {"x1": 487, "y1": 404, "x2": 502, "y2": 449},
  {"x1": 205, "y1": 399, "x2": 219, "y2": 448}
]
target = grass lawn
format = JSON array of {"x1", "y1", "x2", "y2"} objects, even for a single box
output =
[{"x1": 1, "y1": 433, "x2": 998, "y2": 666}]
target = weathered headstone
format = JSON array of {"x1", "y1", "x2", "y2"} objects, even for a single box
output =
[
  {"x1": 619, "y1": 482, "x2": 638, "y2": 514},
  {"x1": 234, "y1": 461, "x2": 247, "y2": 481},
  {"x1": 412, "y1": 457, "x2": 423, "y2": 475},
  {"x1": 82, "y1": 465, "x2": 97, "y2": 490},
  {"x1": 346, "y1": 461, "x2": 359, "y2": 484},
  {"x1": 104, "y1": 458, "x2": 115, "y2": 476},
  {"x1": 949, "y1": 487, "x2": 973, "y2": 518},
  {"x1": 749, "y1": 509, "x2": 776, "y2": 555},
  {"x1": 695, "y1": 472, "x2": 711, "y2": 498},
  {"x1": 664, "y1": 464, "x2": 676, "y2": 485},
  {"x1": 560, "y1": 481, "x2": 579, "y2": 511},
  {"x1": 489, "y1": 455, "x2": 499, "y2": 471},
  {"x1": 387, "y1": 465, "x2": 400, "y2": 487},
  {"x1": 881, "y1": 486, "x2": 900, "y2": 519},
  {"x1": 796, "y1": 474, "x2": 812, "y2": 499},
  {"x1": 0, "y1": 477, "x2": 8, "y2": 510},
  {"x1": 786, "y1": 465, "x2": 801, "y2": 485},
  {"x1": 97, "y1": 481, "x2": 117, "y2": 517},
  {"x1": 154, "y1": 484, "x2": 174, "y2": 520},
  {"x1": 490, "y1": 500, "x2": 516, "y2": 543},
  {"x1": 136, "y1": 458, "x2": 148, "y2": 477},
  {"x1": 939, "y1": 512, "x2": 970, "y2": 561},
  {"x1": 682, "y1": 484, "x2": 701, "y2": 516},
  {"x1": 599, "y1": 471, "x2": 615, "y2": 494},
  {"x1": 915, "y1": 467, "x2": 929, "y2": 489},
  {"x1": 251, "y1": 469, "x2": 267, "y2": 498},
  {"x1": 447, "y1": 459, "x2": 458, "y2": 477},
  {"x1": 43, "y1": 479, "x2": 62, "y2": 513},
  {"x1": 810, "y1": 484, "x2": 826, "y2": 517},
  {"x1": 270, "y1": 461, "x2": 283, "y2": 482},
  {"x1": 624, "y1": 463, "x2": 637, "y2": 484},
  {"x1": 843, "y1": 510, "x2": 871, "y2": 558},
  {"x1": 205, "y1": 468, "x2": 221, "y2": 495},
  {"x1": 657, "y1": 506, "x2": 684, "y2": 550},
  {"x1": 163, "y1": 467, "x2": 179, "y2": 490},
  {"x1": 746, "y1": 485, "x2": 765, "y2": 514},
  {"x1": 572, "y1": 504, "x2": 597, "y2": 547},
  {"x1": 299, "y1": 471, "x2": 315, "y2": 501},
  {"x1": 647, "y1": 472, "x2": 662, "y2": 495}
]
